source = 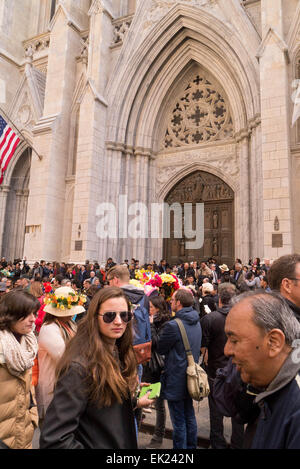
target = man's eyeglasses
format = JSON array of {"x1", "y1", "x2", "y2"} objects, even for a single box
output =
[
  {"x1": 98, "y1": 311, "x2": 133, "y2": 323},
  {"x1": 288, "y1": 278, "x2": 300, "y2": 283}
]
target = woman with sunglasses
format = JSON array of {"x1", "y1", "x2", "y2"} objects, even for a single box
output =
[{"x1": 40, "y1": 287, "x2": 154, "y2": 449}]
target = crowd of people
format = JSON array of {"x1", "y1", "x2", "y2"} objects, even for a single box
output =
[{"x1": 0, "y1": 253, "x2": 299, "y2": 450}]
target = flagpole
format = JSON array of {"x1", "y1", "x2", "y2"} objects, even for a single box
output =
[{"x1": 0, "y1": 105, "x2": 43, "y2": 161}]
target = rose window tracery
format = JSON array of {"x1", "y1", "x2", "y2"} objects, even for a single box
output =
[{"x1": 164, "y1": 73, "x2": 234, "y2": 148}]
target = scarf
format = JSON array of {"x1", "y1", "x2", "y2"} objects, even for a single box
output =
[
  {"x1": 55, "y1": 319, "x2": 77, "y2": 343},
  {"x1": 0, "y1": 329, "x2": 38, "y2": 377}
]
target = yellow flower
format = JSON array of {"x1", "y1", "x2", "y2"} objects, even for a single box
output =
[
  {"x1": 61, "y1": 305, "x2": 65, "y2": 310},
  {"x1": 130, "y1": 279, "x2": 144, "y2": 289},
  {"x1": 160, "y1": 273, "x2": 175, "y2": 284}
]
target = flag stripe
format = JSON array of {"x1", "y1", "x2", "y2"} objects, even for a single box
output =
[
  {"x1": 0, "y1": 125, "x2": 11, "y2": 150},
  {"x1": 1, "y1": 135, "x2": 20, "y2": 172},
  {"x1": 0, "y1": 115, "x2": 21, "y2": 185},
  {"x1": 0, "y1": 131, "x2": 16, "y2": 166}
]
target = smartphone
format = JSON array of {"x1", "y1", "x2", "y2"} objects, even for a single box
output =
[{"x1": 139, "y1": 382, "x2": 161, "y2": 399}]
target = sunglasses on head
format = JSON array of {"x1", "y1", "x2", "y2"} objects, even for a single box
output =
[{"x1": 98, "y1": 311, "x2": 133, "y2": 324}]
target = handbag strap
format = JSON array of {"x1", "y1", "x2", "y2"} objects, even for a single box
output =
[{"x1": 175, "y1": 318, "x2": 195, "y2": 366}]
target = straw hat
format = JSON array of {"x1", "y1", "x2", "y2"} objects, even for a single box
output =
[
  {"x1": 44, "y1": 286, "x2": 86, "y2": 317},
  {"x1": 219, "y1": 264, "x2": 229, "y2": 272},
  {"x1": 202, "y1": 282, "x2": 214, "y2": 293}
]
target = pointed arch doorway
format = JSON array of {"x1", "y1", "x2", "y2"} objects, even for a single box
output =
[
  {"x1": 1, "y1": 148, "x2": 31, "y2": 261},
  {"x1": 163, "y1": 170, "x2": 234, "y2": 266}
]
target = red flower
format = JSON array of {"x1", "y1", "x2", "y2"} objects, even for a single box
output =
[
  {"x1": 171, "y1": 274, "x2": 180, "y2": 290},
  {"x1": 146, "y1": 273, "x2": 162, "y2": 288},
  {"x1": 43, "y1": 282, "x2": 52, "y2": 293}
]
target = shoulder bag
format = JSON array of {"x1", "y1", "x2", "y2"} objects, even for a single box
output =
[{"x1": 175, "y1": 318, "x2": 210, "y2": 401}]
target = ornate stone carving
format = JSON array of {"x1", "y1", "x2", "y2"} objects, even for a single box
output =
[
  {"x1": 165, "y1": 171, "x2": 234, "y2": 204},
  {"x1": 78, "y1": 36, "x2": 89, "y2": 65},
  {"x1": 164, "y1": 73, "x2": 233, "y2": 148},
  {"x1": 112, "y1": 15, "x2": 133, "y2": 45},
  {"x1": 23, "y1": 33, "x2": 50, "y2": 58},
  {"x1": 88, "y1": 0, "x2": 104, "y2": 16},
  {"x1": 143, "y1": 0, "x2": 217, "y2": 31},
  {"x1": 15, "y1": 93, "x2": 35, "y2": 131}
]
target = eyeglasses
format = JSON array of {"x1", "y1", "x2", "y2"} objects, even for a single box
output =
[
  {"x1": 288, "y1": 278, "x2": 300, "y2": 283},
  {"x1": 98, "y1": 311, "x2": 133, "y2": 323}
]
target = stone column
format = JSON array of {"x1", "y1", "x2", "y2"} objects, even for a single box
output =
[
  {"x1": 70, "y1": 2, "x2": 113, "y2": 263},
  {"x1": 119, "y1": 146, "x2": 134, "y2": 262},
  {"x1": 16, "y1": 189, "x2": 29, "y2": 258},
  {"x1": 11, "y1": 190, "x2": 24, "y2": 260},
  {"x1": 248, "y1": 117, "x2": 263, "y2": 259},
  {"x1": 0, "y1": 185, "x2": 10, "y2": 256},
  {"x1": 135, "y1": 149, "x2": 150, "y2": 264},
  {"x1": 24, "y1": 3, "x2": 83, "y2": 261},
  {"x1": 259, "y1": 0, "x2": 293, "y2": 259},
  {"x1": 236, "y1": 130, "x2": 251, "y2": 263}
]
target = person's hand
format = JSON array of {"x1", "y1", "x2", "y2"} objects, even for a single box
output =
[
  {"x1": 140, "y1": 382, "x2": 151, "y2": 388},
  {"x1": 138, "y1": 391, "x2": 155, "y2": 408}
]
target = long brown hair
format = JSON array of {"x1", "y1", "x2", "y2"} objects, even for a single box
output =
[
  {"x1": 29, "y1": 281, "x2": 43, "y2": 298},
  {"x1": 55, "y1": 287, "x2": 137, "y2": 407}
]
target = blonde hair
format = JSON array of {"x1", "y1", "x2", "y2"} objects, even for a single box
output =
[
  {"x1": 29, "y1": 281, "x2": 43, "y2": 298},
  {"x1": 107, "y1": 265, "x2": 130, "y2": 283}
]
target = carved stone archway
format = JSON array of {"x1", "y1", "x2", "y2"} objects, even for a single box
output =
[
  {"x1": 1, "y1": 149, "x2": 31, "y2": 261},
  {"x1": 163, "y1": 170, "x2": 234, "y2": 266}
]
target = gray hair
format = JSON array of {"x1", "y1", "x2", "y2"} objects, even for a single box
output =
[
  {"x1": 218, "y1": 282, "x2": 236, "y2": 305},
  {"x1": 231, "y1": 291, "x2": 300, "y2": 346}
]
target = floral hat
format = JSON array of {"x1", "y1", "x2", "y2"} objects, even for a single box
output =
[
  {"x1": 146, "y1": 273, "x2": 180, "y2": 302},
  {"x1": 135, "y1": 268, "x2": 155, "y2": 285},
  {"x1": 44, "y1": 286, "x2": 87, "y2": 317}
]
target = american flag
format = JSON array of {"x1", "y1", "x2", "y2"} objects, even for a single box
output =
[{"x1": 0, "y1": 115, "x2": 21, "y2": 185}]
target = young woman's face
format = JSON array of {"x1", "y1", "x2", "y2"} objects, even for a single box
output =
[
  {"x1": 97, "y1": 297, "x2": 129, "y2": 342},
  {"x1": 11, "y1": 312, "x2": 36, "y2": 335},
  {"x1": 149, "y1": 301, "x2": 159, "y2": 316}
]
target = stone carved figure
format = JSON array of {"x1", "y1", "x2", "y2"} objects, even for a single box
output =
[
  {"x1": 213, "y1": 211, "x2": 218, "y2": 229},
  {"x1": 212, "y1": 237, "x2": 218, "y2": 256}
]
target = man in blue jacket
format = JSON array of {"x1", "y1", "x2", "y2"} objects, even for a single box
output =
[
  {"x1": 220, "y1": 291, "x2": 300, "y2": 448},
  {"x1": 157, "y1": 288, "x2": 201, "y2": 449}
]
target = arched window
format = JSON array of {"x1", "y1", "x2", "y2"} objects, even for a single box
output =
[{"x1": 50, "y1": 0, "x2": 56, "y2": 21}]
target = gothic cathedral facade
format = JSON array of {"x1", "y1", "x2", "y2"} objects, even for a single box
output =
[{"x1": 0, "y1": 0, "x2": 300, "y2": 265}]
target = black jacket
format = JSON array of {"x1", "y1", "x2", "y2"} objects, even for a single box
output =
[
  {"x1": 142, "y1": 316, "x2": 169, "y2": 383},
  {"x1": 200, "y1": 305, "x2": 230, "y2": 378},
  {"x1": 39, "y1": 361, "x2": 137, "y2": 449},
  {"x1": 157, "y1": 307, "x2": 201, "y2": 401},
  {"x1": 251, "y1": 355, "x2": 300, "y2": 448},
  {"x1": 284, "y1": 298, "x2": 300, "y2": 324},
  {"x1": 199, "y1": 294, "x2": 217, "y2": 319}
]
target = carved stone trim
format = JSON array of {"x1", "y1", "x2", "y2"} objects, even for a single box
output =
[
  {"x1": 23, "y1": 32, "x2": 51, "y2": 60},
  {"x1": 111, "y1": 14, "x2": 134, "y2": 46}
]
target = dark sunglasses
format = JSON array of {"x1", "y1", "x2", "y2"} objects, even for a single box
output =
[{"x1": 98, "y1": 311, "x2": 133, "y2": 324}]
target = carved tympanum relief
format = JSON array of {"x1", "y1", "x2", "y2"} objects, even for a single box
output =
[{"x1": 165, "y1": 171, "x2": 234, "y2": 204}]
